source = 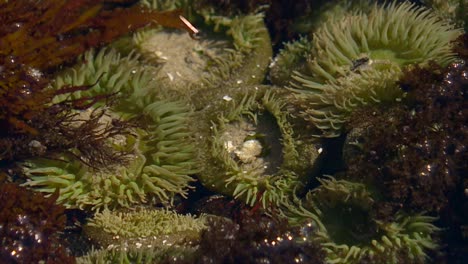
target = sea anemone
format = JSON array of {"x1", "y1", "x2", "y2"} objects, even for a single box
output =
[
  {"x1": 78, "y1": 208, "x2": 205, "y2": 264},
  {"x1": 140, "y1": 0, "x2": 191, "y2": 11},
  {"x1": 52, "y1": 47, "x2": 157, "y2": 110},
  {"x1": 194, "y1": 85, "x2": 320, "y2": 208},
  {"x1": 281, "y1": 176, "x2": 440, "y2": 263},
  {"x1": 76, "y1": 245, "x2": 195, "y2": 264},
  {"x1": 422, "y1": 0, "x2": 467, "y2": 29},
  {"x1": 22, "y1": 48, "x2": 198, "y2": 211},
  {"x1": 22, "y1": 99, "x2": 197, "y2": 211},
  {"x1": 268, "y1": 0, "x2": 374, "y2": 88},
  {"x1": 111, "y1": 1, "x2": 272, "y2": 100},
  {"x1": 84, "y1": 208, "x2": 207, "y2": 247},
  {"x1": 269, "y1": 36, "x2": 314, "y2": 87},
  {"x1": 289, "y1": 1, "x2": 463, "y2": 137}
]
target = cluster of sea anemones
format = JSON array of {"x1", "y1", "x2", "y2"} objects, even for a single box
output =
[{"x1": 1, "y1": 1, "x2": 466, "y2": 263}]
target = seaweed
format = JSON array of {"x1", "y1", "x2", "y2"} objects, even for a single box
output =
[
  {"x1": 346, "y1": 59, "x2": 467, "y2": 216},
  {"x1": 0, "y1": 183, "x2": 74, "y2": 263},
  {"x1": 0, "y1": 0, "x2": 197, "y2": 71},
  {"x1": 195, "y1": 203, "x2": 325, "y2": 264},
  {"x1": 0, "y1": 63, "x2": 135, "y2": 169}
]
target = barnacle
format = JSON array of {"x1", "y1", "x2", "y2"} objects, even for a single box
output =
[
  {"x1": 281, "y1": 176, "x2": 440, "y2": 263},
  {"x1": 22, "y1": 48, "x2": 198, "y2": 210},
  {"x1": 194, "y1": 85, "x2": 320, "y2": 208},
  {"x1": 290, "y1": 1, "x2": 463, "y2": 137},
  {"x1": 112, "y1": 0, "x2": 272, "y2": 100}
]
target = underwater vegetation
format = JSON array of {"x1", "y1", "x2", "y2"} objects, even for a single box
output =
[
  {"x1": 345, "y1": 58, "x2": 467, "y2": 216},
  {"x1": 0, "y1": 183, "x2": 74, "y2": 263},
  {"x1": 281, "y1": 177, "x2": 440, "y2": 264},
  {"x1": 193, "y1": 199, "x2": 325, "y2": 264},
  {"x1": 0, "y1": 59, "x2": 133, "y2": 168},
  {"x1": 193, "y1": 85, "x2": 320, "y2": 208},
  {"x1": 286, "y1": 1, "x2": 462, "y2": 137},
  {"x1": 0, "y1": 0, "x2": 195, "y2": 70},
  {"x1": 342, "y1": 49, "x2": 467, "y2": 262}
]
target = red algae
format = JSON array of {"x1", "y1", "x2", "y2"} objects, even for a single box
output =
[{"x1": 0, "y1": 183, "x2": 74, "y2": 263}]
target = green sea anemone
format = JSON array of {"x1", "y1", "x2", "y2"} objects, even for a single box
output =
[
  {"x1": 76, "y1": 245, "x2": 195, "y2": 264},
  {"x1": 289, "y1": 1, "x2": 463, "y2": 137},
  {"x1": 269, "y1": 36, "x2": 314, "y2": 87},
  {"x1": 22, "y1": 48, "x2": 198, "y2": 211},
  {"x1": 194, "y1": 85, "x2": 320, "y2": 208},
  {"x1": 281, "y1": 176, "x2": 440, "y2": 263},
  {"x1": 22, "y1": 100, "x2": 197, "y2": 211},
  {"x1": 78, "y1": 208, "x2": 204, "y2": 264},
  {"x1": 111, "y1": 0, "x2": 272, "y2": 101},
  {"x1": 52, "y1": 47, "x2": 159, "y2": 110},
  {"x1": 422, "y1": 0, "x2": 467, "y2": 29},
  {"x1": 269, "y1": 0, "x2": 373, "y2": 87},
  {"x1": 84, "y1": 208, "x2": 207, "y2": 247}
]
